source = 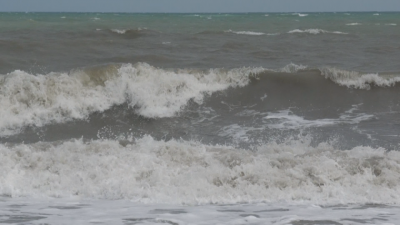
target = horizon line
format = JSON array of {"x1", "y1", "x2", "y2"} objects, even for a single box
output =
[{"x1": 0, "y1": 10, "x2": 399, "y2": 14}]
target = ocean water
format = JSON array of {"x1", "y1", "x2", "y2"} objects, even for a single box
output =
[{"x1": 0, "y1": 12, "x2": 400, "y2": 224}]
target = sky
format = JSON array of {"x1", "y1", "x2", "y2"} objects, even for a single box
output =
[{"x1": 1, "y1": 0, "x2": 400, "y2": 13}]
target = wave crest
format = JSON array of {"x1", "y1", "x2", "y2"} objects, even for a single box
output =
[
  {"x1": 0, "y1": 63, "x2": 263, "y2": 136},
  {"x1": 320, "y1": 67, "x2": 400, "y2": 89}
]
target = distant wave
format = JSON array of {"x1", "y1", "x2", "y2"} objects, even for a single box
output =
[
  {"x1": 385, "y1": 23, "x2": 397, "y2": 26},
  {"x1": 225, "y1": 30, "x2": 265, "y2": 36},
  {"x1": 110, "y1": 28, "x2": 147, "y2": 34},
  {"x1": 346, "y1": 23, "x2": 361, "y2": 26},
  {"x1": 292, "y1": 13, "x2": 308, "y2": 17},
  {"x1": 320, "y1": 67, "x2": 400, "y2": 89},
  {"x1": 288, "y1": 29, "x2": 348, "y2": 35},
  {"x1": 111, "y1": 29, "x2": 127, "y2": 34}
]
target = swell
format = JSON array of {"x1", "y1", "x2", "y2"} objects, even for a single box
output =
[
  {"x1": 1, "y1": 136, "x2": 399, "y2": 205},
  {"x1": 0, "y1": 63, "x2": 399, "y2": 137}
]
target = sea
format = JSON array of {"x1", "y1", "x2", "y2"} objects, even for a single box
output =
[{"x1": 0, "y1": 12, "x2": 400, "y2": 224}]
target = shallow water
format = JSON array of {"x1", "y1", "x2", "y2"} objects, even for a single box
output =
[{"x1": 0, "y1": 197, "x2": 399, "y2": 225}]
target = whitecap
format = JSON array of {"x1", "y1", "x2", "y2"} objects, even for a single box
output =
[
  {"x1": 292, "y1": 13, "x2": 308, "y2": 17},
  {"x1": 346, "y1": 23, "x2": 361, "y2": 26},
  {"x1": 320, "y1": 67, "x2": 400, "y2": 89},
  {"x1": 111, "y1": 29, "x2": 127, "y2": 34},
  {"x1": 225, "y1": 30, "x2": 265, "y2": 36},
  {"x1": 288, "y1": 29, "x2": 347, "y2": 35}
]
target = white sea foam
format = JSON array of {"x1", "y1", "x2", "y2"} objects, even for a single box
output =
[
  {"x1": 293, "y1": 13, "x2": 308, "y2": 17},
  {"x1": 219, "y1": 105, "x2": 373, "y2": 141},
  {"x1": 288, "y1": 29, "x2": 347, "y2": 35},
  {"x1": 264, "y1": 106, "x2": 374, "y2": 129},
  {"x1": 277, "y1": 63, "x2": 308, "y2": 73},
  {"x1": 373, "y1": 13, "x2": 380, "y2": 16},
  {"x1": 346, "y1": 23, "x2": 361, "y2": 26},
  {"x1": 111, "y1": 28, "x2": 146, "y2": 34},
  {"x1": 320, "y1": 67, "x2": 400, "y2": 89},
  {"x1": 225, "y1": 30, "x2": 265, "y2": 36},
  {"x1": 385, "y1": 23, "x2": 397, "y2": 26},
  {"x1": 111, "y1": 29, "x2": 127, "y2": 34},
  {"x1": 0, "y1": 63, "x2": 263, "y2": 136},
  {"x1": 1, "y1": 136, "x2": 400, "y2": 205}
]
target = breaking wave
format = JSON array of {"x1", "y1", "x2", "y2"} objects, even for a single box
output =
[
  {"x1": 320, "y1": 67, "x2": 400, "y2": 89},
  {"x1": 0, "y1": 63, "x2": 261, "y2": 136},
  {"x1": 0, "y1": 63, "x2": 398, "y2": 136},
  {"x1": 1, "y1": 136, "x2": 400, "y2": 205}
]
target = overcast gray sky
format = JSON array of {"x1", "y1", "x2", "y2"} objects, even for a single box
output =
[{"x1": 1, "y1": 0, "x2": 400, "y2": 13}]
